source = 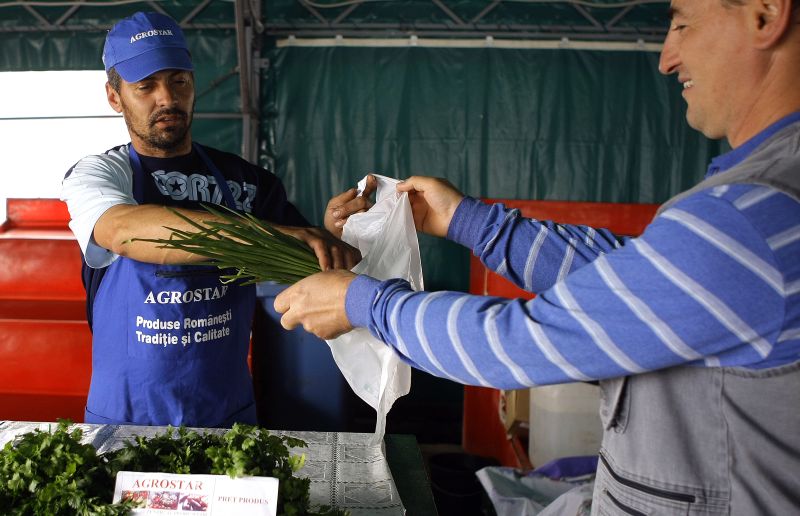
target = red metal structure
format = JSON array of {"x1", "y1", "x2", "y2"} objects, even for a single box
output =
[
  {"x1": 0, "y1": 199, "x2": 89, "y2": 422},
  {"x1": 463, "y1": 199, "x2": 659, "y2": 469}
]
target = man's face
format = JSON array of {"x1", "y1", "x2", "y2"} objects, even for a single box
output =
[
  {"x1": 109, "y1": 69, "x2": 195, "y2": 155},
  {"x1": 658, "y1": 0, "x2": 750, "y2": 141}
]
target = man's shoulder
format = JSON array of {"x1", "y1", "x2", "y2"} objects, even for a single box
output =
[
  {"x1": 66, "y1": 144, "x2": 131, "y2": 179},
  {"x1": 79, "y1": 144, "x2": 130, "y2": 166}
]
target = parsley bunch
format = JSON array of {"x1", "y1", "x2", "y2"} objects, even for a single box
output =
[
  {"x1": 0, "y1": 421, "x2": 348, "y2": 516},
  {"x1": 107, "y1": 425, "x2": 331, "y2": 516},
  {"x1": 205, "y1": 425, "x2": 311, "y2": 516},
  {"x1": 0, "y1": 421, "x2": 130, "y2": 515}
]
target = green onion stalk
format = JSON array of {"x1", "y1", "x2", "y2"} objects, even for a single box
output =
[{"x1": 133, "y1": 204, "x2": 321, "y2": 285}]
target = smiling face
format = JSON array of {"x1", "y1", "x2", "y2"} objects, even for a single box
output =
[
  {"x1": 107, "y1": 69, "x2": 195, "y2": 157},
  {"x1": 659, "y1": 0, "x2": 753, "y2": 142}
]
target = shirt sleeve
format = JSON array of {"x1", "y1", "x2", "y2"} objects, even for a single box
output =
[
  {"x1": 449, "y1": 197, "x2": 629, "y2": 293},
  {"x1": 346, "y1": 188, "x2": 789, "y2": 389},
  {"x1": 60, "y1": 147, "x2": 135, "y2": 269}
]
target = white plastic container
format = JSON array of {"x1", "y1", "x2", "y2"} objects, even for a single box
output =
[{"x1": 528, "y1": 383, "x2": 603, "y2": 467}]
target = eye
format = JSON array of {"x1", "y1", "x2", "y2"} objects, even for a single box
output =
[
  {"x1": 172, "y1": 74, "x2": 191, "y2": 86},
  {"x1": 670, "y1": 23, "x2": 687, "y2": 32}
]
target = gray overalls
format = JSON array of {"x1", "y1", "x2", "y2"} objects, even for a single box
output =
[{"x1": 591, "y1": 122, "x2": 800, "y2": 515}]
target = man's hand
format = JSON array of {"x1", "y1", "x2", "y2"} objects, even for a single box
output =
[
  {"x1": 396, "y1": 176, "x2": 465, "y2": 238},
  {"x1": 272, "y1": 225, "x2": 361, "y2": 271},
  {"x1": 273, "y1": 270, "x2": 357, "y2": 339},
  {"x1": 324, "y1": 174, "x2": 378, "y2": 237}
]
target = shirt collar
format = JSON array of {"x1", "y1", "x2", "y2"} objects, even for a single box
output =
[{"x1": 706, "y1": 111, "x2": 800, "y2": 178}]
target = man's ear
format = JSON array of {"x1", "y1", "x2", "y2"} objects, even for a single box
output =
[
  {"x1": 106, "y1": 82, "x2": 123, "y2": 113},
  {"x1": 749, "y1": 0, "x2": 793, "y2": 49}
]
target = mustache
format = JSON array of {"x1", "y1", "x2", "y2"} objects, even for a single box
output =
[{"x1": 149, "y1": 108, "x2": 189, "y2": 126}]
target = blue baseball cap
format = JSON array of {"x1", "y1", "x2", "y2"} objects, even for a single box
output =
[{"x1": 102, "y1": 11, "x2": 193, "y2": 83}]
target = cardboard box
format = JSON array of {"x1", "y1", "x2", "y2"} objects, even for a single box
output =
[{"x1": 498, "y1": 388, "x2": 530, "y2": 435}]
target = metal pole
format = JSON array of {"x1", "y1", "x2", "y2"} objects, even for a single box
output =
[{"x1": 234, "y1": 0, "x2": 257, "y2": 162}]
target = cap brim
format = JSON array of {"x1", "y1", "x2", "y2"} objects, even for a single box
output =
[{"x1": 114, "y1": 47, "x2": 193, "y2": 83}]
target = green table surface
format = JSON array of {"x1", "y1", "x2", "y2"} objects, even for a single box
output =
[{"x1": 385, "y1": 434, "x2": 439, "y2": 516}]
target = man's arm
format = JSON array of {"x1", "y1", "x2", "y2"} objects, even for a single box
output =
[
  {"x1": 93, "y1": 203, "x2": 220, "y2": 264},
  {"x1": 63, "y1": 149, "x2": 361, "y2": 270},
  {"x1": 452, "y1": 198, "x2": 629, "y2": 294},
  {"x1": 347, "y1": 191, "x2": 785, "y2": 387},
  {"x1": 277, "y1": 186, "x2": 792, "y2": 388},
  {"x1": 94, "y1": 203, "x2": 361, "y2": 270},
  {"x1": 397, "y1": 176, "x2": 628, "y2": 294}
]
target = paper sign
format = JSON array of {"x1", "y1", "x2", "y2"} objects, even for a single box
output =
[{"x1": 112, "y1": 471, "x2": 279, "y2": 516}]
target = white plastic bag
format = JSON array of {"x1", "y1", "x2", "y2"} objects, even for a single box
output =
[{"x1": 327, "y1": 174, "x2": 423, "y2": 442}]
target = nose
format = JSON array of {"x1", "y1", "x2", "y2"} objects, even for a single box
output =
[
  {"x1": 154, "y1": 81, "x2": 178, "y2": 107},
  {"x1": 658, "y1": 32, "x2": 679, "y2": 76}
]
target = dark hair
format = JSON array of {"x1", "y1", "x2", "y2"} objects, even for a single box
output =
[{"x1": 107, "y1": 67, "x2": 122, "y2": 92}]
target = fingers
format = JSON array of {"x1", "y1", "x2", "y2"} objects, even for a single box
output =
[
  {"x1": 330, "y1": 196, "x2": 373, "y2": 224},
  {"x1": 313, "y1": 242, "x2": 333, "y2": 271},
  {"x1": 272, "y1": 271, "x2": 357, "y2": 339},
  {"x1": 325, "y1": 188, "x2": 359, "y2": 237},
  {"x1": 327, "y1": 189, "x2": 356, "y2": 222},
  {"x1": 278, "y1": 311, "x2": 298, "y2": 331},
  {"x1": 296, "y1": 227, "x2": 361, "y2": 271},
  {"x1": 395, "y1": 176, "x2": 419, "y2": 193},
  {"x1": 326, "y1": 187, "x2": 359, "y2": 210},
  {"x1": 396, "y1": 175, "x2": 435, "y2": 193},
  {"x1": 361, "y1": 173, "x2": 378, "y2": 198},
  {"x1": 328, "y1": 237, "x2": 361, "y2": 270},
  {"x1": 273, "y1": 289, "x2": 298, "y2": 330},
  {"x1": 396, "y1": 175, "x2": 454, "y2": 194},
  {"x1": 395, "y1": 175, "x2": 464, "y2": 237},
  {"x1": 325, "y1": 175, "x2": 378, "y2": 235},
  {"x1": 273, "y1": 287, "x2": 290, "y2": 314},
  {"x1": 274, "y1": 225, "x2": 334, "y2": 271},
  {"x1": 325, "y1": 239, "x2": 347, "y2": 271}
]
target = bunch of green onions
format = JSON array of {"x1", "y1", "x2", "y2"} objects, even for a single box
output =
[{"x1": 135, "y1": 204, "x2": 320, "y2": 285}]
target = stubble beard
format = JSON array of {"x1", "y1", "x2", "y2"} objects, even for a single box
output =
[{"x1": 121, "y1": 99, "x2": 193, "y2": 152}]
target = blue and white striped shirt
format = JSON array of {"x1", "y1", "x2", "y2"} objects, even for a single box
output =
[{"x1": 346, "y1": 121, "x2": 800, "y2": 390}]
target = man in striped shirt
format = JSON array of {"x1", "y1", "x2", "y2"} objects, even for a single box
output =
[{"x1": 278, "y1": 0, "x2": 800, "y2": 513}]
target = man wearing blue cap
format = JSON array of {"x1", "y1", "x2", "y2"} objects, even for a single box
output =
[{"x1": 61, "y1": 11, "x2": 368, "y2": 428}]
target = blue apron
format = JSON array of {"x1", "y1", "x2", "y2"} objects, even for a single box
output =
[{"x1": 84, "y1": 143, "x2": 257, "y2": 427}]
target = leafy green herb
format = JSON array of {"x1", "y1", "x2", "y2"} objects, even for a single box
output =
[
  {"x1": 133, "y1": 204, "x2": 321, "y2": 285},
  {"x1": 105, "y1": 426, "x2": 219, "y2": 476},
  {"x1": 0, "y1": 421, "x2": 348, "y2": 516},
  {"x1": 107, "y1": 424, "x2": 336, "y2": 515},
  {"x1": 0, "y1": 420, "x2": 131, "y2": 515},
  {"x1": 204, "y1": 425, "x2": 311, "y2": 516}
]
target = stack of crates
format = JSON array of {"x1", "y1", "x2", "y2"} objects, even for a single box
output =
[{"x1": 0, "y1": 199, "x2": 90, "y2": 422}]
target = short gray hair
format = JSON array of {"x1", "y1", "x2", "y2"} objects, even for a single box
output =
[{"x1": 107, "y1": 67, "x2": 122, "y2": 92}]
